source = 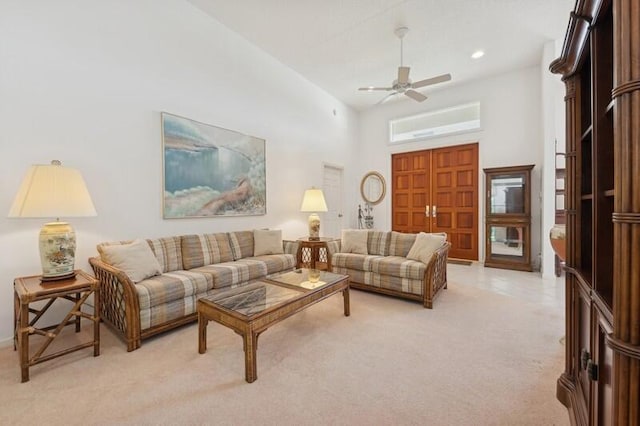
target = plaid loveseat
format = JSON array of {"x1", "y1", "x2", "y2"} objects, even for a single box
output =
[
  {"x1": 89, "y1": 231, "x2": 298, "y2": 351},
  {"x1": 329, "y1": 230, "x2": 450, "y2": 308}
]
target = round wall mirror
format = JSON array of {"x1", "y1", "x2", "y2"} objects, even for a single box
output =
[{"x1": 360, "y1": 171, "x2": 386, "y2": 205}]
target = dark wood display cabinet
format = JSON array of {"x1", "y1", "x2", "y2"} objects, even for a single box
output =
[
  {"x1": 551, "y1": 0, "x2": 640, "y2": 424},
  {"x1": 483, "y1": 165, "x2": 534, "y2": 271}
]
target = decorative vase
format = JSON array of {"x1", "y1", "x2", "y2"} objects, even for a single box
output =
[{"x1": 308, "y1": 269, "x2": 320, "y2": 283}]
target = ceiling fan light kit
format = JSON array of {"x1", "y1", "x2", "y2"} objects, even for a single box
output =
[{"x1": 359, "y1": 26, "x2": 451, "y2": 104}]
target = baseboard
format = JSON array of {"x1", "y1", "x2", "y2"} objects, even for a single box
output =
[
  {"x1": 0, "y1": 336, "x2": 14, "y2": 348},
  {"x1": 447, "y1": 258, "x2": 473, "y2": 266}
]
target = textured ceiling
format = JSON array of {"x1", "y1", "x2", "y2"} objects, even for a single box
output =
[{"x1": 188, "y1": 0, "x2": 574, "y2": 111}]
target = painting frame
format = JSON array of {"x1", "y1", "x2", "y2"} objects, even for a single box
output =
[{"x1": 161, "y1": 112, "x2": 266, "y2": 219}]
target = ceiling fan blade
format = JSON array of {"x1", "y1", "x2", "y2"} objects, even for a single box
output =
[
  {"x1": 397, "y1": 66, "x2": 410, "y2": 85},
  {"x1": 376, "y1": 92, "x2": 400, "y2": 105},
  {"x1": 358, "y1": 86, "x2": 393, "y2": 91},
  {"x1": 405, "y1": 89, "x2": 427, "y2": 102},
  {"x1": 411, "y1": 73, "x2": 452, "y2": 89}
]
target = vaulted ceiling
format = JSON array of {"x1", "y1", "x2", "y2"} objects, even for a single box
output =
[{"x1": 188, "y1": 0, "x2": 574, "y2": 111}]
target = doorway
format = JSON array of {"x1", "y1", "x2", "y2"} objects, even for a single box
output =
[
  {"x1": 322, "y1": 164, "x2": 344, "y2": 238},
  {"x1": 392, "y1": 142, "x2": 479, "y2": 260}
]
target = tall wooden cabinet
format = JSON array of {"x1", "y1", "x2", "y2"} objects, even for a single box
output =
[
  {"x1": 551, "y1": 0, "x2": 640, "y2": 424},
  {"x1": 483, "y1": 165, "x2": 534, "y2": 271}
]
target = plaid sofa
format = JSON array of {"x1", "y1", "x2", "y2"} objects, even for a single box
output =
[
  {"x1": 89, "y1": 231, "x2": 298, "y2": 351},
  {"x1": 330, "y1": 231, "x2": 450, "y2": 309}
]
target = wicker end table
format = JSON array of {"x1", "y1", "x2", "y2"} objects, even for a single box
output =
[{"x1": 13, "y1": 269, "x2": 100, "y2": 382}]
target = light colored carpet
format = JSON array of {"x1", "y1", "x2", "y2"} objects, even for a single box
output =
[{"x1": 0, "y1": 276, "x2": 568, "y2": 425}]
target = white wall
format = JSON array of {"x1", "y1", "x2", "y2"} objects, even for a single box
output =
[
  {"x1": 0, "y1": 1, "x2": 359, "y2": 342},
  {"x1": 540, "y1": 40, "x2": 567, "y2": 278},
  {"x1": 358, "y1": 66, "x2": 545, "y2": 264}
]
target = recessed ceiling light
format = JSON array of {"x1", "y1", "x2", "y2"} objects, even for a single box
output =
[{"x1": 471, "y1": 50, "x2": 485, "y2": 59}]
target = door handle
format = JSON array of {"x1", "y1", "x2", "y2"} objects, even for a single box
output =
[
  {"x1": 432, "y1": 205, "x2": 437, "y2": 218},
  {"x1": 425, "y1": 205, "x2": 430, "y2": 217}
]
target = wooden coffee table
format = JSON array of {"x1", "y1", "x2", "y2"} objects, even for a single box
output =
[{"x1": 197, "y1": 269, "x2": 350, "y2": 383}]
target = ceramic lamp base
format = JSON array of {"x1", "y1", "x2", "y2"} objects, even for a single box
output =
[
  {"x1": 308, "y1": 213, "x2": 320, "y2": 240},
  {"x1": 39, "y1": 221, "x2": 77, "y2": 281}
]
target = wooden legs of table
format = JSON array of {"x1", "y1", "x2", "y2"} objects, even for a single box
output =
[
  {"x1": 17, "y1": 301, "x2": 29, "y2": 382},
  {"x1": 343, "y1": 287, "x2": 350, "y2": 317},
  {"x1": 243, "y1": 332, "x2": 258, "y2": 383},
  {"x1": 198, "y1": 312, "x2": 260, "y2": 383},
  {"x1": 15, "y1": 291, "x2": 100, "y2": 383}
]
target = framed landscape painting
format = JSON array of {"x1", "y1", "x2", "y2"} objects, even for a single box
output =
[{"x1": 161, "y1": 112, "x2": 266, "y2": 218}]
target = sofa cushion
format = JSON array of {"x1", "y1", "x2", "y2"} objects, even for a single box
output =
[
  {"x1": 254, "y1": 229, "x2": 284, "y2": 256},
  {"x1": 228, "y1": 230, "x2": 254, "y2": 260},
  {"x1": 388, "y1": 231, "x2": 417, "y2": 257},
  {"x1": 147, "y1": 236, "x2": 184, "y2": 273},
  {"x1": 325, "y1": 240, "x2": 341, "y2": 258},
  {"x1": 139, "y1": 294, "x2": 199, "y2": 331},
  {"x1": 97, "y1": 238, "x2": 180, "y2": 275},
  {"x1": 181, "y1": 233, "x2": 234, "y2": 269},
  {"x1": 341, "y1": 229, "x2": 368, "y2": 254},
  {"x1": 136, "y1": 270, "x2": 213, "y2": 310},
  {"x1": 332, "y1": 252, "x2": 382, "y2": 270},
  {"x1": 249, "y1": 254, "x2": 296, "y2": 274},
  {"x1": 406, "y1": 232, "x2": 447, "y2": 265},
  {"x1": 332, "y1": 266, "x2": 425, "y2": 296},
  {"x1": 369, "y1": 256, "x2": 427, "y2": 280},
  {"x1": 100, "y1": 239, "x2": 162, "y2": 283},
  {"x1": 367, "y1": 230, "x2": 390, "y2": 256},
  {"x1": 191, "y1": 259, "x2": 268, "y2": 289},
  {"x1": 283, "y1": 240, "x2": 300, "y2": 256}
]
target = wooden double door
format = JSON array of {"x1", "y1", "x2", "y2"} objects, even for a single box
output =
[{"x1": 392, "y1": 143, "x2": 478, "y2": 260}]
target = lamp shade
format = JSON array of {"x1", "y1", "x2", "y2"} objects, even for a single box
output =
[
  {"x1": 8, "y1": 160, "x2": 97, "y2": 218},
  {"x1": 9, "y1": 160, "x2": 96, "y2": 281},
  {"x1": 300, "y1": 188, "x2": 328, "y2": 212}
]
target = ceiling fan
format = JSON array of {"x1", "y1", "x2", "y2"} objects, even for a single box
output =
[{"x1": 359, "y1": 27, "x2": 451, "y2": 104}]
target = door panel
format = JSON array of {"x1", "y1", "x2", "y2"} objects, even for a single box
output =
[
  {"x1": 593, "y1": 309, "x2": 613, "y2": 425},
  {"x1": 322, "y1": 165, "x2": 343, "y2": 238},
  {"x1": 431, "y1": 143, "x2": 479, "y2": 260},
  {"x1": 392, "y1": 143, "x2": 478, "y2": 260},
  {"x1": 392, "y1": 150, "x2": 431, "y2": 234}
]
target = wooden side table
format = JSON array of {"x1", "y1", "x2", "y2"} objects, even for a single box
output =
[
  {"x1": 297, "y1": 237, "x2": 337, "y2": 271},
  {"x1": 13, "y1": 269, "x2": 100, "y2": 382}
]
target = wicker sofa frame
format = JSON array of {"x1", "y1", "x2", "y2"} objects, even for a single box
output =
[
  {"x1": 346, "y1": 242, "x2": 450, "y2": 308},
  {"x1": 89, "y1": 257, "x2": 184, "y2": 352}
]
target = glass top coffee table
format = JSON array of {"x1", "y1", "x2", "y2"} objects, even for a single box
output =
[{"x1": 197, "y1": 269, "x2": 350, "y2": 383}]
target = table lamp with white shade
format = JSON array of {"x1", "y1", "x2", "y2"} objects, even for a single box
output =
[
  {"x1": 300, "y1": 187, "x2": 328, "y2": 241},
  {"x1": 8, "y1": 160, "x2": 97, "y2": 281}
]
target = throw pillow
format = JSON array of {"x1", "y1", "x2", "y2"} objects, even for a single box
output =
[
  {"x1": 100, "y1": 239, "x2": 163, "y2": 283},
  {"x1": 341, "y1": 229, "x2": 368, "y2": 254},
  {"x1": 406, "y1": 232, "x2": 447, "y2": 265},
  {"x1": 254, "y1": 229, "x2": 284, "y2": 256}
]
